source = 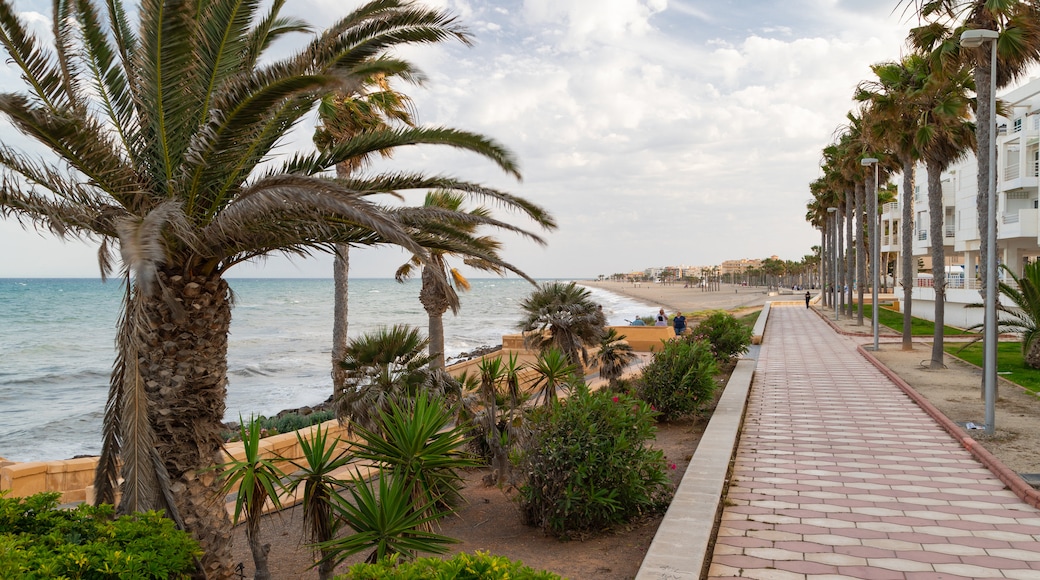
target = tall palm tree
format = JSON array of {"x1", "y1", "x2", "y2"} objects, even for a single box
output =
[
  {"x1": 314, "y1": 79, "x2": 416, "y2": 407},
  {"x1": 916, "y1": 60, "x2": 977, "y2": 368},
  {"x1": 518, "y1": 281, "x2": 607, "y2": 371},
  {"x1": 0, "y1": 1, "x2": 522, "y2": 576},
  {"x1": 857, "y1": 54, "x2": 929, "y2": 350},
  {"x1": 395, "y1": 190, "x2": 552, "y2": 370}
]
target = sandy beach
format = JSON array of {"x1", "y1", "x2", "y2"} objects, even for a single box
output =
[{"x1": 581, "y1": 280, "x2": 773, "y2": 317}]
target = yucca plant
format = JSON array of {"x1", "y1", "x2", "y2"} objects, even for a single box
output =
[
  {"x1": 319, "y1": 468, "x2": 458, "y2": 566},
  {"x1": 528, "y1": 347, "x2": 581, "y2": 407},
  {"x1": 214, "y1": 417, "x2": 288, "y2": 580},
  {"x1": 349, "y1": 392, "x2": 477, "y2": 531},
  {"x1": 285, "y1": 424, "x2": 353, "y2": 580}
]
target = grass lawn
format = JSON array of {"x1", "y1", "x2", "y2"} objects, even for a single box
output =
[
  {"x1": 945, "y1": 340, "x2": 1040, "y2": 394},
  {"x1": 738, "y1": 310, "x2": 760, "y2": 328},
  {"x1": 877, "y1": 306, "x2": 974, "y2": 337}
]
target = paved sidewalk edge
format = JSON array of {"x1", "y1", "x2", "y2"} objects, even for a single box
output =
[
  {"x1": 634, "y1": 336, "x2": 761, "y2": 577},
  {"x1": 858, "y1": 344, "x2": 1040, "y2": 509}
]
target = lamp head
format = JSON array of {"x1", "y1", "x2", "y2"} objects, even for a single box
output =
[
  {"x1": 861, "y1": 157, "x2": 879, "y2": 166},
  {"x1": 827, "y1": 207, "x2": 837, "y2": 213},
  {"x1": 960, "y1": 28, "x2": 999, "y2": 48}
]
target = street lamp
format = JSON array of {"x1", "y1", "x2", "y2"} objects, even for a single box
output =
[
  {"x1": 961, "y1": 28, "x2": 999, "y2": 435},
  {"x1": 828, "y1": 207, "x2": 839, "y2": 320},
  {"x1": 862, "y1": 157, "x2": 880, "y2": 351}
]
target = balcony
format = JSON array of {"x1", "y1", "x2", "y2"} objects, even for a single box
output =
[
  {"x1": 998, "y1": 208, "x2": 1040, "y2": 240},
  {"x1": 917, "y1": 230, "x2": 927, "y2": 241}
]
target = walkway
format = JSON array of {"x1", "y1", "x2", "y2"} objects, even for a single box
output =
[{"x1": 708, "y1": 304, "x2": 1040, "y2": 579}]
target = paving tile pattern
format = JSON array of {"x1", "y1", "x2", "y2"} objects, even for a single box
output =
[{"x1": 708, "y1": 305, "x2": 1040, "y2": 579}]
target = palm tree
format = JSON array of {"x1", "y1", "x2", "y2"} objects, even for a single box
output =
[
  {"x1": 395, "y1": 190, "x2": 552, "y2": 370},
  {"x1": 518, "y1": 281, "x2": 607, "y2": 370},
  {"x1": 595, "y1": 328, "x2": 637, "y2": 391},
  {"x1": 314, "y1": 79, "x2": 416, "y2": 408},
  {"x1": 915, "y1": 60, "x2": 977, "y2": 368},
  {"x1": 338, "y1": 324, "x2": 447, "y2": 434},
  {"x1": 857, "y1": 54, "x2": 929, "y2": 351},
  {"x1": 0, "y1": 1, "x2": 525, "y2": 574}
]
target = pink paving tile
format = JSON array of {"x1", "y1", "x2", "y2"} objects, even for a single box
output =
[
  {"x1": 833, "y1": 545, "x2": 897, "y2": 559},
  {"x1": 961, "y1": 555, "x2": 1032, "y2": 570},
  {"x1": 772, "y1": 560, "x2": 840, "y2": 574},
  {"x1": 835, "y1": 565, "x2": 905, "y2": 579}
]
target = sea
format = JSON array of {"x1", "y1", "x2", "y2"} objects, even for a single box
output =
[{"x1": 0, "y1": 278, "x2": 653, "y2": 462}]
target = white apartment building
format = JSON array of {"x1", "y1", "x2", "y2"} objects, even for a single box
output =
[{"x1": 879, "y1": 76, "x2": 1040, "y2": 328}]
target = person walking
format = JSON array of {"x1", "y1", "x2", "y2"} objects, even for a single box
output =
[
  {"x1": 672, "y1": 312, "x2": 687, "y2": 336},
  {"x1": 805, "y1": 291, "x2": 811, "y2": 309}
]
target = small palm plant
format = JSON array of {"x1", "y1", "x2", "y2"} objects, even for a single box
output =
[
  {"x1": 214, "y1": 417, "x2": 288, "y2": 580},
  {"x1": 968, "y1": 262, "x2": 1040, "y2": 368},
  {"x1": 338, "y1": 325, "x2": 435, "y2": 434},
  {"x1": 595, "y1": 328, "x2": 636, "y2": 391},
  {"x1": 529, "y1": 348, "x2": 581, "y2": 407},
  {"x1": 285, "y1": 424, "x2": 353, "y2": 580},
  {"x1": 518, "y1": 282, "x2": 607, "y2": 370}
]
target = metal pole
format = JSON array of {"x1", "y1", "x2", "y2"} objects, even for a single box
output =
[{"x1": 984, "y1": 38, "x2": 998, "y2": 435}]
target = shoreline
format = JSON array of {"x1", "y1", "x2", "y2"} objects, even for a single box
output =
[{"x1": 578, "y1": 280, "x2": 771, "y2": 316}]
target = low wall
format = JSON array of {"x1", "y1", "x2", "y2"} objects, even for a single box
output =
[{"x1": 1, "y1": 325, "x2": 673, "y2": 504}]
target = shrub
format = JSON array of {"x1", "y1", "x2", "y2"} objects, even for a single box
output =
[
  {"x1": 340, "y1": 551, "x2": 563, "y2": 579},
  {"x1": 517, "y1": 387, "x2": 670, "y2": 538},
  {"x1": 222, "y1": 410, "x2": 335, "y2": 442},
  {"x1": 638, "y1": 338, "x2": 718, "y2": 421},
  {"x1": 0, "y1": 492, "x2": 200, "y2": 579},
  {"x1": 691, "y1": 310, "x2": 753, "y2": 361}
]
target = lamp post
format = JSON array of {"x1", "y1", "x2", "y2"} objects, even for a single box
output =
[
  {"x1": 961, "y1": 28, "x2": 999, "y2": 435},
  {"x1": 862, "y1": 157, "x2": 880, "y2": 351},
  {"x1": 828, "y1": 207, "x2": 839, "y2": 320}
]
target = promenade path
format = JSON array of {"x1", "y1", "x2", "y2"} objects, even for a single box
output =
[{"x1": 708, "y1": 304, "x2": 1040, "y2": 579}]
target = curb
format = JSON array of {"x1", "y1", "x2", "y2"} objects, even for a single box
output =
[{"x1": 858, "y1": 345, "x2": 1040, "y2": 509}]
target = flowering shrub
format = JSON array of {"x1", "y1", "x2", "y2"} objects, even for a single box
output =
[
  {"x1": 638, "y1": 337, "x2": 719, "y2": 421},
  {"x1": 517, "y1": 387, "x2": 670, "y2": 538},
  {"x1": 340, "y1": 551, "x2": 562, "y2": 579},
  {"x1": 691, "y1": 310, "x2": 753, "y2": 361}
]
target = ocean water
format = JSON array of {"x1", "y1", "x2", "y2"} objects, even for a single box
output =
[{"x1": 0, "y1": 278, "x2": 652, "y2": 462}]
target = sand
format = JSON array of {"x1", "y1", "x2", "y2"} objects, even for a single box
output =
[{"x1": 580, "y1": 280, "x2": 772, "y2": 316}]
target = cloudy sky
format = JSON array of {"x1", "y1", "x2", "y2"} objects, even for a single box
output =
[{"x1": 0, "y1": 0, "x2": 991, "y2": 279}]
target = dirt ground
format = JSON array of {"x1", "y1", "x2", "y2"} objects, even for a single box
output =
[{"x1": 231, "y1": 311, "x2": 1040, "y2": 579}]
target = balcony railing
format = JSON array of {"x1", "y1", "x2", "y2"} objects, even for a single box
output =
[
  {"x1": 945, "y1": 225, "x2": 955, "y2": 238},
  {"x1": 915, "y1": 276, "x2": 1016, "y2": 290},
  {"x1": 1007, "y1": 161, "x2": 1021, "y2": 181},
  {"x1": 1005, "y1": 213, "x2": 1020, "y2": 224},
  {"x1": 882, "y1": 202, "x2": 899, "y2": 214},
  {"x1": 917, "y1": 230, "x2": 927, "y2": 241}
]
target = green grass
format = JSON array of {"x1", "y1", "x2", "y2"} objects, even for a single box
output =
[
  {"x1": 876, "y1": 306, "x2": 974, "y2": 336},
  {"x1": 944, "y1": 340, "x2": 1040, "y2": 394},
  {"x1": 737, "y1": 310, "x2": 760, "y2": 329}
]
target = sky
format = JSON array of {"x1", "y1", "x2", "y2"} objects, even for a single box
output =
[{"x1": 0, "y1": 0, "x2": 1000, "y2": 279}]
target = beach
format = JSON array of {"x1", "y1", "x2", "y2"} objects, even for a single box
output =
[{"x1": 580, "y1": 280, "x2": 772, "y2": 317}]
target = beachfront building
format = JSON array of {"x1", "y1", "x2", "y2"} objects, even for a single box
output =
[{"x1": 883, "y1": 76, "x2": 1040, "y2": 328}]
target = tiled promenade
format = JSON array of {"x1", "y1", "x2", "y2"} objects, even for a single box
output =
[{"x1": 708, "y1": 304, "x2": 1040, "y2": 580}]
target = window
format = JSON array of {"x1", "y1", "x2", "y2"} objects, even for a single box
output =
[{"x1": 1014, "y1": 117, "x2": 1023, "y2": 133}]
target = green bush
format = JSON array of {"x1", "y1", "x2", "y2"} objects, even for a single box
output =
[
  {"x1": 338, "y1": 551, "x2": 562, "y2": 579},
  {"x1": 638, "y1": 338, "x2": 719, "y2": 421},
  {"x1": 517, "y1": 387, "x2": 670, "y2": 539},
  {"x1": 0, "y1": 492, "x2": 201, "y2": 579},
  {"x1": 691, "y1": 310, "x2": 753, "y2": 361},
  {"x1": 222, "y1": 410, "x2": 335, "y2": 442}
]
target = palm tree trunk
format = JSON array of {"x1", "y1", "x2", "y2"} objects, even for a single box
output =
[
  {"x1": 856, "y1": 181, "x2": 866, "y2": 325},
  {"x1": 332, "y1": 244, "x2": 350, "y2": 419},
  {"x1": 838, "y1": 208, "x2": 846, "y2": 313},
  {"x1": 901, "y1": 158, "x2": 916, "y2": 351},
  {"x1": 247, "y1": 513, "x2": 272, "y2": 580},
  {"x1": 139, "y1": 270, "x2": 235, "y2": 579},
  {"x1": 975, "y1": 44, "x2": 994, "y2": 309},
  {"x1": 822, "y1": 227, "x2": 829, "y2": 307},
  {"x1": 420, "y1": 267, "x2": 450, "y2": 370},
  {"x1": 926, "y1": 159, "x2": 947, "y2": 369}
]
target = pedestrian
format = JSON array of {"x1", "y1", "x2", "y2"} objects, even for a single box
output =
[
  {"x1": 805, "y1": 291, "x2": 811, "y2": 309},
  {"x1": 655, "y1": 308, "x2": 667, "y2": 326},
  {"x1": 672, "y1": 311, "x2": 687, "y2": 336},
  {"x1": 630, "y1": 315, "x2": 646, "y2": 326}
]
